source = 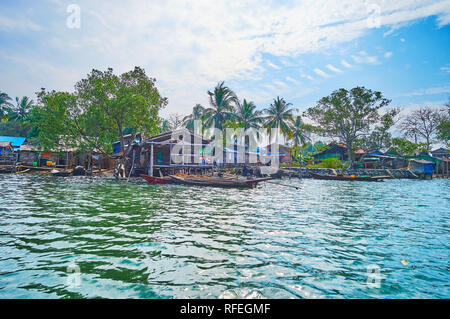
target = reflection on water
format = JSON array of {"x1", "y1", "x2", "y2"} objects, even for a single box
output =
[{"x1": 0, "y1": 174, "x2": 449, "y2": 298}]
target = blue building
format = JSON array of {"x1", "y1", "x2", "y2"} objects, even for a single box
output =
[{"x1": 0, "y1": 136, "x2": 27, "y2": 152}]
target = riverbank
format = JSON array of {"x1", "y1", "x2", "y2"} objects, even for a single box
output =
[{"x1": 281, "y1": 167, "x2": 419, "y2": 179}]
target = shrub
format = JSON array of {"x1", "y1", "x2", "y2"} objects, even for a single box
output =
[{"x1": 305, "y1": 158, "x2": 346, "y2": 169}]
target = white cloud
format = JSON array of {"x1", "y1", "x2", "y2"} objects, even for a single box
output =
[
  {"x1": 341, "y1": 60, "x2": 353, "y2": 68},
  {"x1": 285, "y1": 76, "x2": 300, "y2": 85},
  {"x1": 267, "y1": 61, "x2": 280, "y2": 69},
  {"x1": 397, "y1": 85, "x2": 450, "y2": 97},
  {"x1": 326, "y1": 64, "x2": 342, "y2": 73},
  {"x1": 314, "y1": 68, "x2": 330, "y2": 78},
  {"x1": 384, "y1": 52, "x2": 393, "y2": 58},
  {"x1": 441, "y1": 66, "x2": 450, "y2": 73},
  {"x1": 0, "y1": 15, "x2": 42, "y2": 31},
  {"x1": 351, "y1": 51, "x2": 380, "y2": 64}
]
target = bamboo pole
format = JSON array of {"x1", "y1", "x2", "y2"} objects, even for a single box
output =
[
  {"x1": 126, "y1": 149, "x2": 136, "y2": 184},
  {"x1": 149, "y1": 143, "x2": 154, "y2": 176}
]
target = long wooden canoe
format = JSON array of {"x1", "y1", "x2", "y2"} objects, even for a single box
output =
[
  {"x1": 309, "y1": 172, "x2": 387, "y2": 182},
  {"x1": 169, "y1": 175, "x2": 273, "y2": 188}
]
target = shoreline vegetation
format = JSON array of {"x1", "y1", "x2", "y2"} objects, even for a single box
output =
[{"x1": 1, "y1": 66, "x2": 449, "y2": 182}]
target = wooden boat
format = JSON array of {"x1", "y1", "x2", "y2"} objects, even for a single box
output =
[
  {"x1": 169, "y1": 174, "x2": 273, "y2": 188},
  {"x1": 51, "y1": 169, "x2": 71, "y2": 177},
  {"x1": 140, "y1": 174, "x2": 173, "y2": 184},
  {"x1": 309, "y1": 172, "x2": 387, "y2": 182}
]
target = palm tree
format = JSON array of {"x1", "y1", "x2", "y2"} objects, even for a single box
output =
[
  {"x1": 183, "y1": 104, "x2": 205, "y2": 131},
  {"x1": 264, "y1": 96, "x2": 294, "y2": 143},
  {"x1": 160, "y1": 119, "x2": 172, "y2": 133},
  {"x1": 235, "y1": 99, "x2": 264, "y2": 150},
  {"x1": 0, "y1": 91, "x2": 13, "y2": 119},
  {"x1": 235, "y1": 99, "x2": 263, "y2": 130},
  {"x1": 289, "y1": 115, "x2": 310, "y2": 162},
  {"x1": 203, "y1": 81, "x2": 238, "y2": 130},
  {"x1": 10, "y1": 96, "x2": 34, "y2": 122}
]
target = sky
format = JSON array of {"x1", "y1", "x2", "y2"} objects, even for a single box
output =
[{"x1": 0, "y1": 0, "x2": 449, "y2": 121}]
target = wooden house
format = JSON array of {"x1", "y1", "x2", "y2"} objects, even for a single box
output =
[{"x1": 139, "y1": 129, "x2": 212, "y2": 176}]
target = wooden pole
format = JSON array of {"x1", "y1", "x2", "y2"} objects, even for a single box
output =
[
  {"x1": 148, "y1": 143, "x2": 154, "y2": 176},
  {"x1": 126, "y1": 149, "x2": 135, "y2": 184}
]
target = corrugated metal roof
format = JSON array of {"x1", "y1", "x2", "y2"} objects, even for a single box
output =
[
  {"x1": 0, "y1": 141, "x2": 13, "y2": 148},
  {"x1": 0, "y1": 136, "x2": 27, "y2": 147}
]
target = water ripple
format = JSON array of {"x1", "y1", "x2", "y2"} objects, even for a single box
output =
[{"x1": 0, "y1": 174, "x2": 449, "y2": 298}]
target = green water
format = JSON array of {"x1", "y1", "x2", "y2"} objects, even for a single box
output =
[{"x1": 0, "y1": 174, "x2": 448, "y2": 299}]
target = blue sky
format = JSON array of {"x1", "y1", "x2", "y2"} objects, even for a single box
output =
[{"x1": 0, "y1": 0, "x2": 449, "y2": 120}]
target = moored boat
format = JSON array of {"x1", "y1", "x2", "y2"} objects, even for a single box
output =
[
  {"x1": 140, "y1": 174, "x2": 173, "y2": 184},
  {"x1": 309, "y1": 172, "x2": 388, "y2": 182}
]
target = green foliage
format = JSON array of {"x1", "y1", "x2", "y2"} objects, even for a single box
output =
[
  {"x1": 388, "y1": 137, "x2": 427, "y2": 156},
  {"x1": 264, "y1": 96, "x2": 294, "y2": 138},
  {"x1": 35, "y1": 67, "x2": 167, "y2": 155},
  {"x1": 183, "y1": 104, "x2": 206, "y2": 131},
  {"x1": 234, "y1": 99, "x2": 263, "y2": 131},
  {"x1": 436, "y1": 120, "x2": 450, "y2": 147},
  {"x1": 436, "y1": 101, "x2": 450, "y2": 147},
  {"x1": 304, "y1": 87, "x2": 391, "y2": 166},
  {"x1": 203, "y1": 81, "x2": 238, "y2": 130},
  {"x1": 306, "y1": 158, "x2": 346, "y2": 169},
  {"x1": 0, "y1": 91, "x2": 13, "y2": 120},
  {"x1": 355, "y1": 107, "x2": 400, "y2": 150}
]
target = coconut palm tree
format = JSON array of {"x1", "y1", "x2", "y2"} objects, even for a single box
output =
[
  {"x1": 183, "y1": 104, "x2": 205, "y2": 131},
  {"x1": 235, "y1": 99, "x2": 263, "y2": 130},
  {"x1": 160, "y1": 119, "x2": 172, "y2": 133},
  {"x1": 0, "y1": 91, "x2": 13, "y2": 119},
  {"x1": 264, "y1": 96, "x2": 294, "y2": 143},
  {"x1": 10, "y1": 96, "x2": 34, "y2": 122},
  {"x1": 234, "y1": 99, "x2": 264, "y2": 149},
  {"x1": 203, "y1": 81, "x2": 238, "y2": 130},
  {"x1": 289, "y1": 115, "x2": 310, "y2": 162}
]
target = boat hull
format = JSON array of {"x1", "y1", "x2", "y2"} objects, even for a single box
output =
[
  {"x1": 309, "y1": 172, "x2": 385, "y2": 181},
  {"x1": 140, "y1": 174, "x2": 172, "y2": 184},
  {"x1": 169, "y1": 175, "x2": 273, "y2": 188}
]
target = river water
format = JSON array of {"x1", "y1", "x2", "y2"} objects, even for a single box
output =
[{"x1": 0, "y1": 174, "x2": 448, "y2": 299}]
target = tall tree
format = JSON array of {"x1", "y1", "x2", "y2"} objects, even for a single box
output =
[
  {"x1": 264, "y1": 96, "x2": 294, "y2": 143},
  {"x1": 35, "y1": 67, "x2": 167, "y2": 174},
  {"x1": 235, "y1": 99, "x2": 263, "y2": 131},
  {"x1": 288, "y1": 115, "x2": 310, "y2": 161},
  {"x1": 167, "y1": 113, "x2": 184, "y2": 130},
  {"x1": 203, "y1": 81, "x2": 238, "y2": 130},
  {"x1": 400, "y1": 107, "x2": 440, "y2": 150},
  {"x1": 304, "y1": 87, "x2": 391, "y2": 167},
  {"x1": 388, "y1": 138, "x2": 427, "y2": 156},
  {"x1": 233, "y1": 99, "x2": 264, "y2": 150},
  {"x1": 183, "y1": 104, "x2": 205, "y2": 131},
  {"x1": 0, "y1": 91, "x2": 13, "y2": 120},
  {"x1": 160, "y1": 119, "x2": 172, "y2": 133},
  {"x1": 10, "y1": 96, "x2": 34, "y2": 122},
  {"x1": 436, "y1": 99, "x2": 450, "y2": 147},
  {"x1": 75, "y1": 67, "x2": 167, "y2": 169},
  {"x1": 355, "y1": 107, "x2": 400, "y2": 151}
]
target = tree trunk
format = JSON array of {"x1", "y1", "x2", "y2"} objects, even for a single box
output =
[{"x1": 347, "y1": 142, "x2": 353, "y2": 168}]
